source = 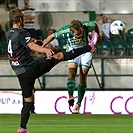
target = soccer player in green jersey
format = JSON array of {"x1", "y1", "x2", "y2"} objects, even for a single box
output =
[{"x1": 43, "y1": 20, "x2": 101, "y2": 113}]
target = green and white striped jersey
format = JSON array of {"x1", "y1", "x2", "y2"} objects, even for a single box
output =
[{"x1": 54, "y1": 21, "x2": 95, "y2": 51}]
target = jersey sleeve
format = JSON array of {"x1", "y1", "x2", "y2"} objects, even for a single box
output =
[
  {"x1": 54, "y1": 25, "x2": 72, "y2": 39},
  {"x1": 19, "y1": 30, "x2": 33, "y2": 48}
]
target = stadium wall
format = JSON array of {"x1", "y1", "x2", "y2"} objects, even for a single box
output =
[{"x1": 0, "y1": 59, "x2": 133, "y2": 89}]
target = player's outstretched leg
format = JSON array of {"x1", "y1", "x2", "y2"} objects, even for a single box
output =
[
  {"x1": 62, "y1": 33, "x2": 98, "y2": 61},
  {"x1": 52, "y1": 31, "x2": 98, "y2": 62}
]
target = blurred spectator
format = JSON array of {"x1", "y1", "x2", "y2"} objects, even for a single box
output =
[
  {"x1": 0, "y1": 24, "x2": 6, "y2": 42},
  {"x1": 5, "y1": 20, "x2": 13, "y2": 32},
  {"x1": 22, "y1": 0, "x2": 44, "y2": 57},
  {"x1": 22, "y1": 0, "x2": 37, "y2": 40},
  {"x1": 44, "y1": 29, "x2": 60, "y2": 52},
  {"x1": 95, "y1": 15, "x2": 115, "y2": 42},
  {"x1": 0, "y1": 24, "x2": 7, "y2": 55}
]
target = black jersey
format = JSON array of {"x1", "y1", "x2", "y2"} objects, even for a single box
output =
[{"x1": 6, "y1": 28, "x2": 35, "y2": 75}]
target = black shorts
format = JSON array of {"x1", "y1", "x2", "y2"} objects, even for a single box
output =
[{"x1": 17, "y1": 57, "x2": 57, "y2": 98}]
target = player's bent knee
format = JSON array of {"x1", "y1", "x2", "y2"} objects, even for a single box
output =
[
  {"x1": 82, "y1": 68, "x2": 90, "y2": 75},
  {"x1": 24, "y1": 95, "x2": 34, "y2": 103}
]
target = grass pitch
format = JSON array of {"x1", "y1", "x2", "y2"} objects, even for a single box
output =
[{"x1": 0, "y1": 114, "x2": 132, "y2": 133}]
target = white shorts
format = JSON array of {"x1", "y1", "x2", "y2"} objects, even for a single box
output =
[{"x1": 68, "y1": 52, "x2": 92, "y2": 68}]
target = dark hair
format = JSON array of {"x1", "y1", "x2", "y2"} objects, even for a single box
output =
[
  {"x1": 94, "y1": 22, "x2": 100, "y2": 35},
  {"x1": 9, "y1": 8, "x2": 23, "y2": 23},
  {"x1": 70, "y1": 20, "x2": 83, "y2": 33},
  {"x1": 94, "y1": 22, "x2": 102, "y2": 44}
]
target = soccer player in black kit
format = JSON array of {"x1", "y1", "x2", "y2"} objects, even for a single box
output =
[{"x1": 6, "y1": 8, "x2": 97, "y2": 133}]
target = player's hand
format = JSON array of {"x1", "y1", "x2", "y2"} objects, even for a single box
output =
[{"x1": 44, "y1": 48, "x2": 54, "y2": 59}]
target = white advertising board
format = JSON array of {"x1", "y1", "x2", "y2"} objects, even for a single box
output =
[{"x1": 0, "y1": 91, "x2": 133, "y2": 114}]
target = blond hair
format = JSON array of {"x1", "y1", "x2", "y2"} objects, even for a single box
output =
[{"x1": 70, "y1": 20, "x2": 83, "y2": 33}]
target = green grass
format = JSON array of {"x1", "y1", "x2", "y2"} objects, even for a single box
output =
[{"x1": 0, "y1": 114, "x2": 133, "y2": 133}]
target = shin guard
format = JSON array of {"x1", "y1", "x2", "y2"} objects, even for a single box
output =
[
  {"x1": 67, "y1": 79, "x2": 76, "y2": 97},
  {"x1": 77, "y1": 83, "x2": 87, "y2": 104}
]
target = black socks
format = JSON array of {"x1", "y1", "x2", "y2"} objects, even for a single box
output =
[{"x1": 20, "y1": 102, "x2": 34, "y2": 129}]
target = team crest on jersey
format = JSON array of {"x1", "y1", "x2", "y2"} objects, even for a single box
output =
[{"x1": 25, "y1": 37, "x2": 31, "y2": 42}]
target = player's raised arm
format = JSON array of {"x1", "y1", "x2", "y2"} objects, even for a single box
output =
[
  {"x1": 42, "y1": 33, "x2": 55, "y2": 47},
  {"x1": 28, "y1": 42, "x2": 54, "y2": 58}
]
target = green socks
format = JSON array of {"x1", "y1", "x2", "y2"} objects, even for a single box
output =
[
  {"x1": 67, "y1": 80, "x2": 87, "y2": 105},
  {"x1": 77, "y1": 83, "x2": 87, "y2": 104},
  {"x1": 67, "y1": 79, "x2": 76, "y2": 97}
]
